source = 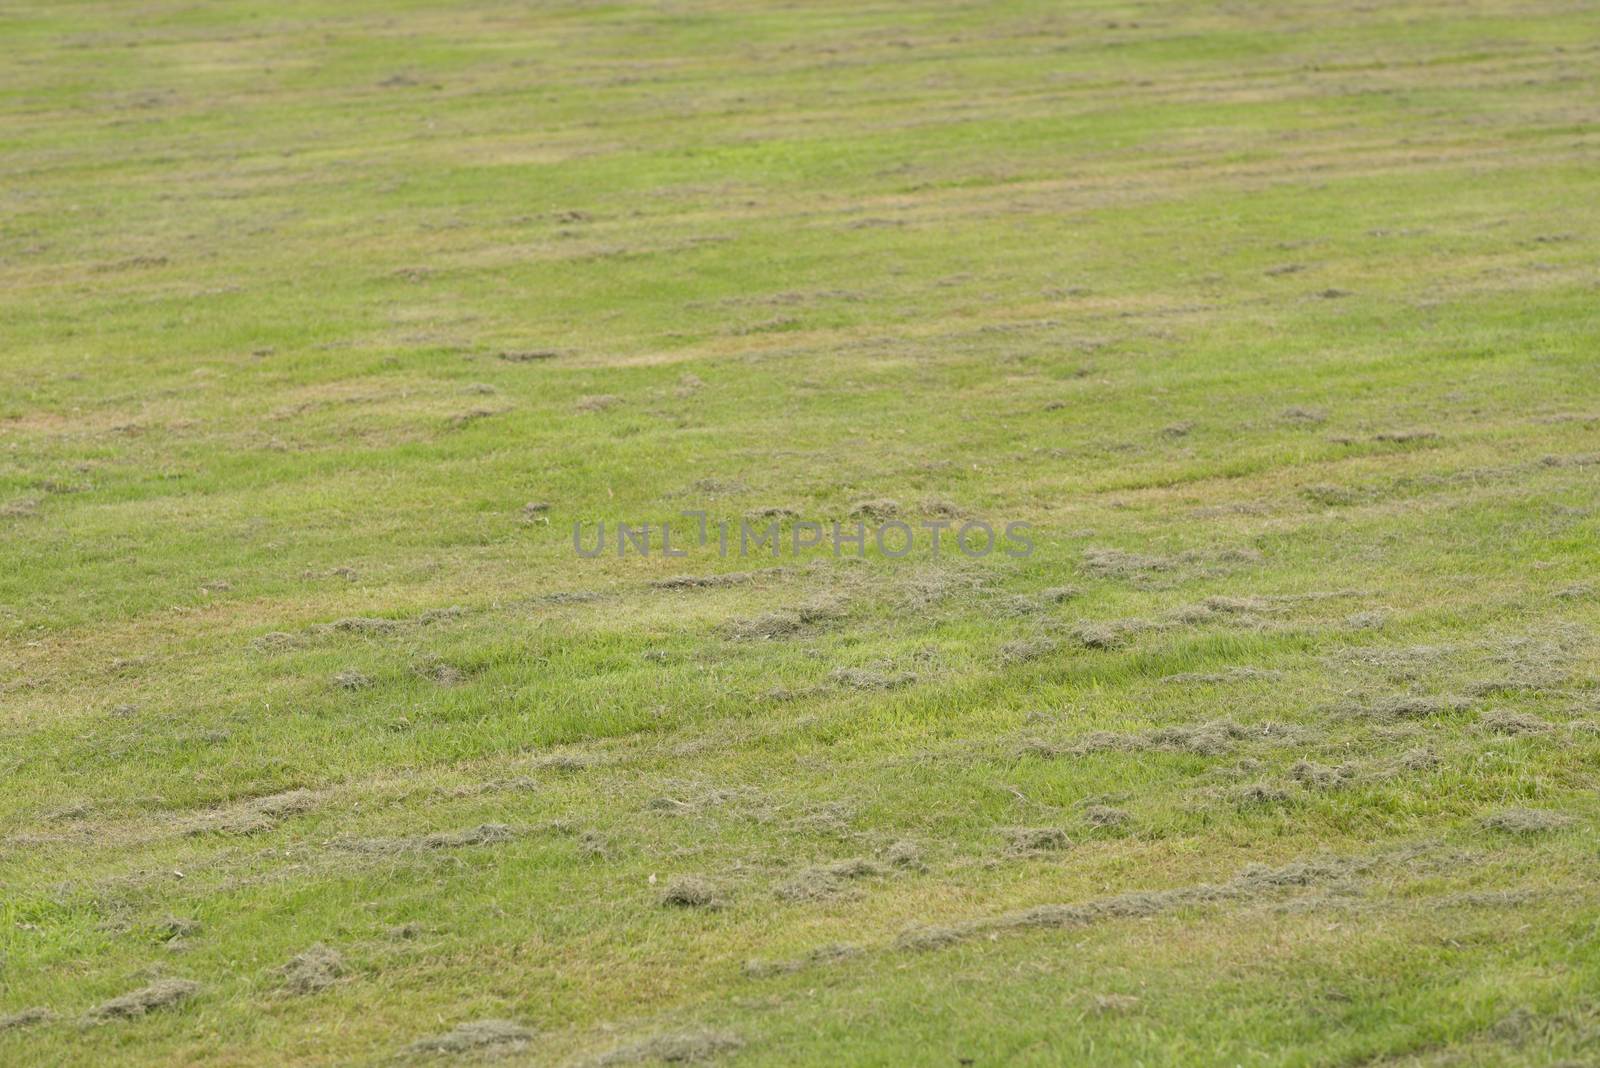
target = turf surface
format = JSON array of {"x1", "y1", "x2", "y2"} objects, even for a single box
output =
[{"x1": 2, "y1": 1, "x2": 1599, "y2": 1064}]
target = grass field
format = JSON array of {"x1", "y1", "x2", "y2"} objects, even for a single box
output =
[{"x1": 3, "y1": 0, "x2": 1600, "y2": 1064}]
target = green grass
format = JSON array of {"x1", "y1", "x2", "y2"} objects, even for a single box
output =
[{"x1": 3, "y1": 0, "x2": 1600, "y2": 1064}]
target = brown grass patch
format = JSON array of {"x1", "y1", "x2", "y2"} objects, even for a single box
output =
[
  {"x1": 279, "y1": 944, "x2": 346, "y2": 995},
  {"x1": 1481, "y1": 808, "x2": 1573, "y2": 834},
  {"x1": 659, "y1": 875, "x2": 723, "y2": 909},
  {"x1": 405, "y1": 1019, "x2": 535, "y2": 1055},
  {"x1": 87, "y1": 979, "x2": 199, "y2": 1021}
]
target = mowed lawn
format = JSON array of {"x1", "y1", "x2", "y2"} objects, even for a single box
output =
[{"x1": 2, "y1": 0, "x2": 1599, "y2": 1064}]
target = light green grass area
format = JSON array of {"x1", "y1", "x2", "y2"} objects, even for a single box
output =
[{"x1": 3, "y1": 0, "x2": 1599, "y2": 1064}]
